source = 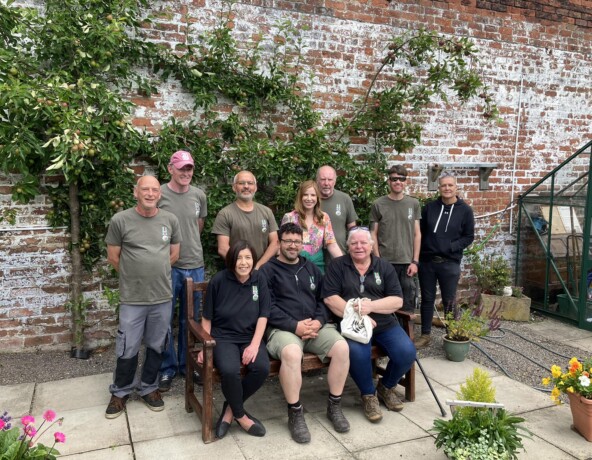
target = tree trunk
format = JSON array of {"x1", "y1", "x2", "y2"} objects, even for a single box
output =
[{"x1": 69, "y1": 181, "x2": 84, "y2": 352}]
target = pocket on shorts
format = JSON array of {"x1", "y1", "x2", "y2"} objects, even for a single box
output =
[{"x1": 115, "y1": 330, "x2": 126, "y2": 358}]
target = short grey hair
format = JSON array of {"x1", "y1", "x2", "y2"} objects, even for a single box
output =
[
  {"x1": 438, "y1": 171, "x2": 456, "y2": 184},
  {"x1": 346, "y1": 227, "x2": 374, "y2": 246}
]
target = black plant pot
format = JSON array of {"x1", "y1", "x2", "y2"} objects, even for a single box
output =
[{"x1": 70, "y1": 347, "x2": 91, "y2": 359}]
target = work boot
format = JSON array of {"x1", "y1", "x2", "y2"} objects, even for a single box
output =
[
  {"x1": 376, "y1": 380, "x2": 404, "y2": 412},
  {"x1": 288, "y1": 406, "x2": 311, "y2": 443},
  {"x1": 141, "y1": 390, "x2": 165, "y2": 412},
  {"x1": 105, "y1": 395, "x2": 129, "y2": 419},
  {"x1": 326, "y1": 399, "x2": 350, "y2": 433},
  {"x1": 361, "y1": 394, "x2": 383, "y2": 423},
  {"x1": 414, "y1": 334, "x2": 431, "y2": 349}
]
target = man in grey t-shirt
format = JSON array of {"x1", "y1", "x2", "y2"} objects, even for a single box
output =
[
  {"x1": 158, "y1": 151, "x2": 208, "y2": 392},
  {"x1": 212, "y1": 170, "x2": 278, "y2": 269},
  {"x1": 104, "y1": 175, "x2": 181, "y2": 419},
  {"x1": 370, "y1": 165, "x2": 421, "y2": 313},
  {"x1": 316, "y1": 165, "x2": 358, "y2": 254}
]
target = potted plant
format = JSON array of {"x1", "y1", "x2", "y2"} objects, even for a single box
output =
[
  {"x1": 542, "y1": 357, "x2": 592, "y2": 442},
  {"x1": 471, "y1": 253, "x2": 531, "y2": 321},
  {"x1": 432, "y1": 368, "x2": 530, "y2": 459},
  {"x1": 441, "y1": 303, "x2": 491, "y2": 362}
]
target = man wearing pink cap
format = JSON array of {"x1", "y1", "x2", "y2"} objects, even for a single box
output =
[{"x1": 158, "y1": 150, "x2": 208, "y2": 392}]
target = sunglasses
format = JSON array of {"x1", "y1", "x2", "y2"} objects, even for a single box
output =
[{"x1": 388, "y1": 176, "x2": 406, "y2": 182}]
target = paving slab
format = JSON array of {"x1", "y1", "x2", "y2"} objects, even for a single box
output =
[
  {"x1": 133, "y1": 432, "x2": 245, "y2": 459},
  {"x1": 520, "y1": 433, "x2": 578, "y2": 459},
  {"x1": 0, "y1": 382, "x2": 35, "y2": 416},
  {"x1": 401, "y1": 378, "x2": 457, "y2": 430},
  {"x1": 52, "y1": 404, "x2": 130, "y2": 456},
  {"x1": 415, "y1": 357, "x2": 499, "y2": 387},
  {"x1": 522, "y1": 404, "x2": 592, "y2": 459},
  {"x1": 32, "y1": 373, "x2": 112, "y2": 413},
  {"x1": 234, "y1": 414, "x2": 352, "y2": 460},
  {"x1": 356, "y1": 436, "x2": 447, "y2": 459},
  {"x1": 127, "y1": 393, "x2": 201, "y2": 443},
  {"x1": 60, "y1": 445, "x2": 134, "y2": 459}
]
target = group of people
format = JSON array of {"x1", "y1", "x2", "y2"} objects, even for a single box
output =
[{"x1": 103, "y1": 150, "x2": 475, "y2": 445}]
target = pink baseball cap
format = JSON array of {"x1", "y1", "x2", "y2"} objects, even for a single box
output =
[{"x1": 169, "y1": 150, "x2": 194, "y2": 168}]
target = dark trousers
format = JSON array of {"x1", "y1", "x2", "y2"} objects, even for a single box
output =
[
  {"x1": 418, "y1": 259, "x2": 461, "y2": 335},
  {"x1": 213, "y1": 341, "x2": 270, "y2": 419},
  {"x1": 392, "y1": 263, "x2": 416, "y2": 313}
]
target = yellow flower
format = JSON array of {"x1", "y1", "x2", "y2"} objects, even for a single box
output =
[
  {"x1": 551, "y1": 387, "x2": 561, "y2": 398},
  {"x1": 567, "y1": 386, "x2": 575, "y2": 393},
  {"x1": 551, "y1": 365, "x2": 562, "y2": 378},
  {"x1": 542, "y1": 377, "x2": 550, "y2": 386}
]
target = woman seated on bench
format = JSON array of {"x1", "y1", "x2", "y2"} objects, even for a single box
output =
[
  {"x1": 322, "y1": 227, "x2": 416, "y2": 423},
  {"x1": 198, "y1": 240, "x2": 270, "y2": 439}
]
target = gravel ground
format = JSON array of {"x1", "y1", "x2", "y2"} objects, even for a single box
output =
[{"x1": 1, "y1": 312, "x2": 588, "y2": 402}]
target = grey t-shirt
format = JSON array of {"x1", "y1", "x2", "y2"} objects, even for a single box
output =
[
  {"x1": 320, "y1": 189, "x2": 358, "y2": 253},
  {"x1": 105, "y1": 208, "x2": 181, "y2": 305},
  {"x1": 211, "y1": 202, "x2": 278, "y2": 260},
  {"x1": 370, "y1": 195, "x2": 420, "y2": 264},
  {"x1": 159, "y1": 184, "x2": 207, "y2": 269}
]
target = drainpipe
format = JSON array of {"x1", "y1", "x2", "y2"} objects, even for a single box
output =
[{"x1": 509, "y1": 70, "x2": 524, "y2": 233}]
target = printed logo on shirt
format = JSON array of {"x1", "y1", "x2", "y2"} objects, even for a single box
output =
[
  {"x1": 261, "y1": 219, "x2": 268, "y2": 233},
  {"x1": 408, "y1": 207, "x2": 413, "y2": 220},
  {"x1": 335, "y1": 204, "x2": 342, "y2": 216},
  {"x1": 374, "y1": 272, "x2": 382, "y2": 286},
  {"x1": 252, "y1": 285, "x2": 259, "y2": 301},
  {"x1": 309, "y1": 276, "x2": 316, "y2": 291},
  {"x1": 161, "y1": 226, "x2": 170, "y2": 242},
  {"x1": 195, "y1": 201, "x2": 201, "y2": 217}
]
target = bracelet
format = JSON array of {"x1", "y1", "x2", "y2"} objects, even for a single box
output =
[{"x1": 411, "y1": 260, "x2": 419, "y2": 265}]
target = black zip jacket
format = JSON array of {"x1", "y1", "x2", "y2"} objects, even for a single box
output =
[
  {"x1": 419, "y1": 197, "x2": 474, "y2": 263},
  {"x1": 259, "y1": 256, "x2": 326, "y2": 333}
]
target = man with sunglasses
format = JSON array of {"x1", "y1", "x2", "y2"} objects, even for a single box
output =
[
  {"x1": 260, "y1": 223, "x2": 350, "y2": 443},
  {"x1": 158, "y1": 151, "x2": 208, "y2": 392},
  {"x1": 370, "y1": 165, "x2": 421, "y2": 314}
]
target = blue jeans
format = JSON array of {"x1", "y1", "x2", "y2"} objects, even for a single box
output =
[
  {"x1": 160, "y1": 266, "x2": 204, "y2": 378},
  {"x1": 347, "y1": 324, "x2": 416, "y2": 395}
]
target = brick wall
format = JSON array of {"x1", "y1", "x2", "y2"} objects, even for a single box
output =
[{"x1": 2, "y1": 0, "x2": 591, "y2": 351}]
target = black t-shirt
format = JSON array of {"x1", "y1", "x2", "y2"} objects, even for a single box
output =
[
  {"x1": 203, "y1": 269, "x2": 270, "y2": 343},
  {"x1": 322, "y1": 255, "x2": 402, "y2": 333}
]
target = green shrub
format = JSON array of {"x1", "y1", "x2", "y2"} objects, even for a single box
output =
[{"x1": 456, "y1": 368, "x2": 497, "y2": 417}]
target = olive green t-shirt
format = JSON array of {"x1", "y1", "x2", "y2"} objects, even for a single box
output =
[
  {"x1": 211, "y1": 202, "x2": 278, "y2": 260},
  {"x1": 159, "y1": 184, "x2": 207, "y2": 269},
  {"x1": 370, "y1": 195, "x2": 420, "y2": 264},
  {"x1": 320, "y1": 189, "x2": 358, "y2": 253},
  {"x1": 105, "y1": 208, "x2": 181, "y2": 305}
]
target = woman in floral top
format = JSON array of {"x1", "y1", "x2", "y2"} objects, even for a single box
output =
[{"x1": 281, "y1": 180, "x2": 343, "y2": 273}]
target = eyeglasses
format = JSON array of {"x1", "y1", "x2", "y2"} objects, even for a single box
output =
[
  {"x1": 236, "y1": 181, "x2": 256, "y2": 186},
  {"x1": 359, "y1": 275, "x2": 366, "y2": 294},
  {"x1": 388, "y1": 176, "x2": 406, "y2": 182},
  {"x1": 349, "y1": 226, "x2": 369, "y2": 234},
  {"x1": 281, "y1": 239, "x2": 303, "y2": 246}
]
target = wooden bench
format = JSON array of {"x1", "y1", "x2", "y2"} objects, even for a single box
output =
[{"x1": 184, "y1": 278, "x2": 416, "y2": 444}]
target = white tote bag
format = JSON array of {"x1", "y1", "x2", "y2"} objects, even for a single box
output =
[{"x1": 340, "y1": 298, "x2": 373, "y2": 344}]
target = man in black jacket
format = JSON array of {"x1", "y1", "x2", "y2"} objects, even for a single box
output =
[
  {"x1": 416, "y1": 172, "x2": 474, "y2": 349},
  {"x1": 260, "y1": 223, "x2": 350, "y2": 443}
]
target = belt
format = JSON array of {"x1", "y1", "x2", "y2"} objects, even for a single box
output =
[{"x1": 432, "y1": 256, "x2": 448, "y2": 263}]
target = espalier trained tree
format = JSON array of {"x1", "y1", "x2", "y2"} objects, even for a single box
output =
[{"x1": 0, "y1": 0, "x2": 498, "y2": 354}]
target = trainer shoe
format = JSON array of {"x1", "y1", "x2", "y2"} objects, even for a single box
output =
[
  {"x1": 105, "y1": 395, "x2": 129, "y2": 419},
  {"x1": 141, "y1": 390, "x2": 165, "y2": 412},
  {"x1": 288, "y1": 406, "x2": 311, "y2": 443},
  {"x1": 376, "y1": 380, "x2": 404, "y2": 412},
  {"x1": 158, "y1": 374, "x2": 173, "y2": 392},
  {"x1": 361, "y1": 394, "x2": 383, "y2": 423},
  {"x1": 414, "y1": 334, "x2": 431, "y2": 349},
  {"x1": 326, "y1": 399, "x2": 350, "y2": 433}
]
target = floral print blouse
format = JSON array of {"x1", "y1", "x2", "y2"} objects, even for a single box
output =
[{"x1": 281, "y1": 210, "x2": 337, "y2": 255}]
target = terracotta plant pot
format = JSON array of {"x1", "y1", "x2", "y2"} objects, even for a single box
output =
[
  {"x1": 442, "y1": 336, "x2": 470, "y2": 362},
  {"x1": 567, "y1": 392, "x2": 592, "y2": 442}
]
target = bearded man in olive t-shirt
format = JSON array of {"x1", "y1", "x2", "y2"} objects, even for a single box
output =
[{"x1": 104, "y1": 175, "x2": 181, "y2": 419}]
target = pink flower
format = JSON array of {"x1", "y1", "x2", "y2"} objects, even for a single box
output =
[
  {"x1": 0, "y1": 419, "x2": 5, "y2": 430},
  {"x1": 21, "y1": 415, "x2": 35, "y2": 426},
  {"x1": 24, "y1": 425, "x2": 37, "y2": 437},
  {"x1": 43, "y1": 410, "x2": 56, "y2": 422},
  {"x1": 54, "y1": 432, "x2": 66, "y2": 443}
]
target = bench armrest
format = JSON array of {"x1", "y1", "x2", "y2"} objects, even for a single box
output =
[{"x1": 187, "y1": 318, "x2": 216, "y2": 347}]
